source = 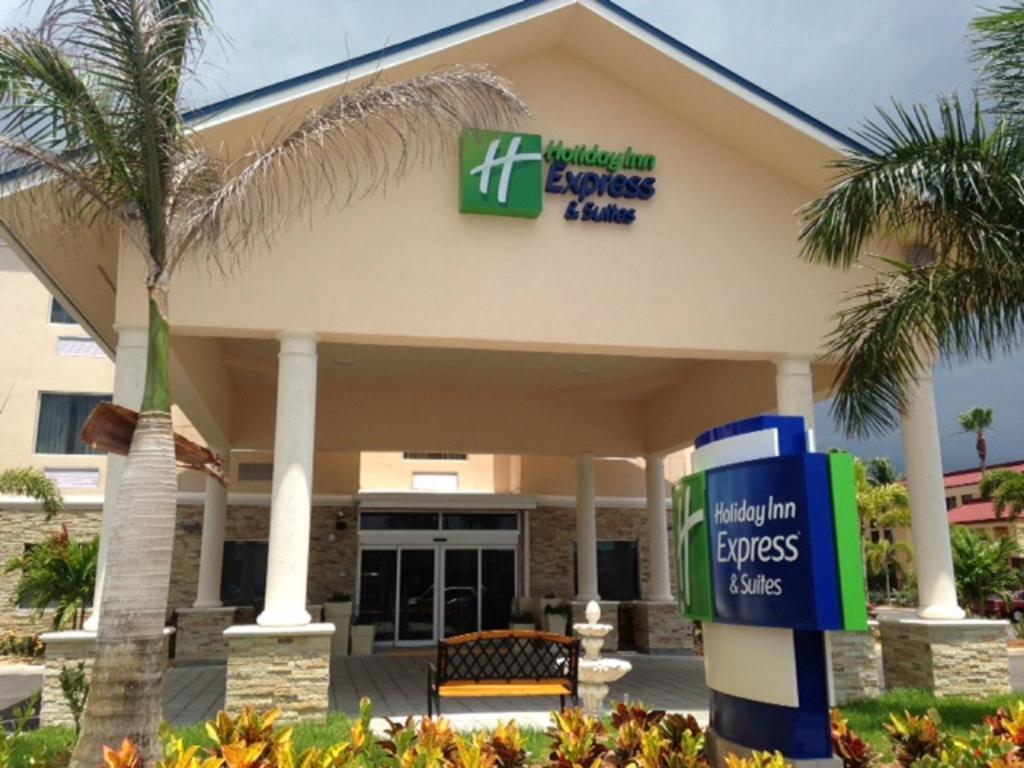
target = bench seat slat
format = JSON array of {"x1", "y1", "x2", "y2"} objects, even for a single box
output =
[{"x1": 438, "y1": 681, "x2": 572, "y2": 697}]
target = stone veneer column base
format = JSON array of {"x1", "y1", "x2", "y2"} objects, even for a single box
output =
[
  {"x1": 40, "y1": 628, "x2": 174, "y2": 728},
  {"x1": 633, "y1": 601, "x2": 694, "y2": 653},
  {"x1": 571, "y1": 601, "x2": 619, "y2": 651},
  {"x1": 224, "y1": 623, "x2": 335, "y2": 722},
  {"x1": 176, "y1": 607, "x2": 238, "y2": 663},
  {"x1": 879, "y1": 616, "x2": 1010, "y2": 697},
  {"x1": 829, "y1": 621, "x2": 880, "y2": 705}
]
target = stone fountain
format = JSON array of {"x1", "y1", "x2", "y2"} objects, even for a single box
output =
[{"x1": 574, "y1": 600, "x2": 632, "y2": 715}]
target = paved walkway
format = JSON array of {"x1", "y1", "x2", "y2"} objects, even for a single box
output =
[{"x1": 163, "y1": 652, "x2": 709, "y2": 728}]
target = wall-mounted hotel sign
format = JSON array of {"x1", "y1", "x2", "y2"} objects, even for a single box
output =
[
  {"x1": 459, "y1": 129, "x2": 657, "y2": 225},
  {"x1": 672, "y1": 415, "x2": 867, "y2": 764}
]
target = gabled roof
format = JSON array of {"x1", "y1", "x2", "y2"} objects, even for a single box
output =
[
  {"x1": 183, "y1": 0, "x2": 867, "y2": 155},
  {"x1": 949, "y1": 500, "x2": 1005, "y2": 525}
]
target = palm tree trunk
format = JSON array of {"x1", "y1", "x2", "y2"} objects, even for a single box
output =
[
  {"x1": 884, "y1": 562, "x2": 892, "y2": 602},
  {"x1": 978, "y1": 432, "x2": 988, "y2": 473},
  {"x1": 70, "y1": 287, "x2": 176, "y2": 768}
]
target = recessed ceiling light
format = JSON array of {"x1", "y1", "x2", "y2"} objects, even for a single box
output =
[
  {"x1": 334, "y1": 358, "x2": 356, "y2": 367},
  {"x1": 573, "y1": 367, "x2": 592, "y2": 375}
]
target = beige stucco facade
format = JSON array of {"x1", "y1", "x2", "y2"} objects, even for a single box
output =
[{"x1": 0, "y1": 2, "x2": 919, "y2": 675}]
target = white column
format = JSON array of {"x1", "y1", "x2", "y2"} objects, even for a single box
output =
[
  {"x1": 645, "y1": 454, "x2": 673, "y2": 602},
  {"x1": 575, "y1": 452, "x2": 599, "y2": 602},
  {"x1": 775, "y1": 356, "x2": 816, "y2": 431},
  {"x1": 901, "y1": 367, "x2": 965, "y2": 620},
  {"x1": 257, "y1": 333, "x2": 318, "y2": 627},
  {"x1": 194, "y1": 451, "x2": 229, "y2": 608},
  {"x1": 83, "y1": 325, "x2": 148, "y2": 631}
]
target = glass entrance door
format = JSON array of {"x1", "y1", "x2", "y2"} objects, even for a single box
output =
[
  {"x1": 397, "y1": 548, "x2": 435, "y2": 643},
  {"x1": 358, "y1": 544, "x2": 516, "y2": 646}
]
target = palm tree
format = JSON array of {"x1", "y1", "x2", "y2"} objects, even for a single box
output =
[
  {"x1": 854, "y1": 457, "x2": 912, "y2": 601},
  {"x1": 864, "y1": 535, "x2": 912, "y2": 603},
  {"x1": 866, "y1": 456, "x2": 900, "y2": 487},
  {"x1": 0, "y1": 2, "x2": 527, "y2": 763},
  {"x1": 4, "y1": 525, "x2": 97, "y2": 630},
  {"x1": 949, "y1": 525, "x2": 1021, "y2": 614},
  {"x1": 981, "y1": 468, "x2": 1024, "y2": 519},
  {"x1": 959, "y1": 406, "x2": 995, "y2": 472},
  {"x1": 0, "y1": 467, "x2": 63, "y2": 519},
  {"x1": 798, "y1": 3, "x2": 1024, "y2": 438}
]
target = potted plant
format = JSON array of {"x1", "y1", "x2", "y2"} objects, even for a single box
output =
[
  {"x1": 323, "y1": 592, "x2": 353, "y2": 657},
  {"x1": 544, "y1": 601, "x2": 571, "y2": 635},
  {"x1": 350, "y1": 613, "x2": 376, "y2": 656},
  {"x1": 509, "y1": 612, "x2": 535, "y2": 631}
]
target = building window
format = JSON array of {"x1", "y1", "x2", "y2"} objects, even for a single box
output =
[
  {"x1": 945, "y1": 496, "x2": 957, "y2": 511},
  {"x1": 45, "y1": 468, "x2": 100, "y2": 489},
  {"x1": 412, "y1": 472, "x2": 458, "y2": 492},
  {"x1": 238, "y1": 463, "x2": 274, "y2": 482},
  {"x1": 402, "y1": 452, "x2": 467, "y2": 461},
  {"x1": 56, "y1": 337, "x2": 105, "y2": 359},
  {"x1": 442, "y1": 513, "x2": 518, "y2": 531},
  {"x1": 35, "y1": 393, "x2": 109, "y2": 454},
  {"x1": 962, "y1": 493, "x2": 975, "y2": 504},
  {"x1": 220, "y1": 541, "x2": 268, "y2": 607},
  {"x1": 359, "y1": 512, "x2": 439, "y2": 530},
  {"x1": 49, "y1": 298, "x2": 76, "y2": 325},
  {"x1": 573, "y1": 539, "x2": 640, "y2": 601}
]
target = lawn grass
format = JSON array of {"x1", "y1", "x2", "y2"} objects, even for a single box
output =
[{"x1": 839, "y1": 688, "x2": 1024, "y2": 756}]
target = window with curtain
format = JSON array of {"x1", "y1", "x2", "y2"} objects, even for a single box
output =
[
  {"x1": 49, "y1": 298, "x2": 76, "y2": 324},
  {"x1": 35, "y1": 393, "x2": 109, "y2": 454}
]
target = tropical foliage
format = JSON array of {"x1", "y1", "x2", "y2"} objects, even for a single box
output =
[
  {"x1": 798, "y1": 3, "x2": 1024, "y2": 438},
  {"x1": 981, "y1": 468, "x2": 1024, "y2": 519},
  {"x1": 0, "y1": 467, "x2": 63, "y2": 520},
  {"x1": 959, "y1": 407, "x2": 995, "y2": 472},
  {"x1": 950, "y1": 525, "x2": 1021, "y2": 613},
  {"x1": 4, "y1": 524, "x2": 97, "y2": 630},
  {"x1": 854, "y1": 457, "x2": 912, "y2": 601},
  {"x1": 0, "y1": 1, "x2": 528, "y2": 763}
]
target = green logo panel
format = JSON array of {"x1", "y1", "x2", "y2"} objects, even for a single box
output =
[
  {"x1": 674, "y1": 471, "x2": 714, "y2": 622},
  {"x1": 460, "y1": 130, "x2": 543, "y2": 218},
  {"x1": 828, "y1": 452, "x2": 870, "y2": 631}
]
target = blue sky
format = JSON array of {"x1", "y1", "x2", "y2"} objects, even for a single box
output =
[{"x1": 0, "y1": 0, "x2": 1016, "y2": 471}]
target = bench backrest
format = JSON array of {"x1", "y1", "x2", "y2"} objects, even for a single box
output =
[{"x1": 436, "y1": 629, "x2": 579, "y2": 687}]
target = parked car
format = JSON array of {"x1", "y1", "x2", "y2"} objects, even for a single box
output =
[{"x1": 983, "y1": 591, "x2": 1024, "y2": 621}]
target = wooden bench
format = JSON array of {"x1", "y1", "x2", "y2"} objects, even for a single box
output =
[{"x1": 427, "y1": 629, "x2": 579, "y2": 716}]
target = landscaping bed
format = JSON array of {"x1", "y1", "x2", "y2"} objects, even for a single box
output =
[{"x1": 8, "y1": 691, "x2": 1024, "y2": 768}]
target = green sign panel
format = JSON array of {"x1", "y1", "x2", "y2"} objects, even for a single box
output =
[
  {"x1": 674, "y1": 471, "x2": 713, "y2": 621},
  {"x1": 459, "y1": 130, "x2": 543, "y2": 219}
]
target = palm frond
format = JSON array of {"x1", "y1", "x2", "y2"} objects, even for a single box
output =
[
  {"x1": 171, "y1": 65, "x2": 529, "y2": 272},
  {"x1": 972, "y1": 1, "x2": 1024, "y2": 121},
  {"x1": 826, "y1": 255, "x2": 1024, "y2": 436},
  {"x1": 799, "y1": 95, "x2": 1024, "y2": 268},
  {"x1": 0, "y1": 467, "x2": 63, "y2": 519}
]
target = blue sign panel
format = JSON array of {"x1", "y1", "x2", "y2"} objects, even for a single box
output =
[{"x1": 705, "y1": 452, "x2": 842, "y2": 631}]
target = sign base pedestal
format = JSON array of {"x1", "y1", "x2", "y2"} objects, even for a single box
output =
[{"x1": 706, "y1": 728, "x2": 840, "y2": 768}]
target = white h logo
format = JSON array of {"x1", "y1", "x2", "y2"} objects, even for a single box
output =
[
  {"x1": 681, "y1": 484, "x2": 705, "y2": 607},
  {"x1": 469, "y1": 135, "x2": 542, "y2": 204}
]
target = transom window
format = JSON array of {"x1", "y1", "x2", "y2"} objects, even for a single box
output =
[
  {"x1": 35, "y1": 393, "x2": 109, "y2": 455},
  {"x1": 359, "y1": 511, "x2": 519, "y2": 531}
]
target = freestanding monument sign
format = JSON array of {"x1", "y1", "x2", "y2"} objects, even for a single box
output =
[{"x1": 674, "y1": 415, "x2": 867, "y2": 766}]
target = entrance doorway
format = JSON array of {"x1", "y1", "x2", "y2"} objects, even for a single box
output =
[{"x1": 356, "y1": 510, "x2": 520, "y2": 646}]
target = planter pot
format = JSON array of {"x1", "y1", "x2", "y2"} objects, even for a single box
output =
[
  {"x1": 350, "y1": 624, "x2": 375, "y2": 656},
  {"x1": 509, "y1": 622, "x2": 535, "y2": 631},
  {"x1": 546, "y1": 613, "x2": 568, "y2": 636},
  {"x1": 323, "y1": 601, "x2": 353, "y2": 657}
]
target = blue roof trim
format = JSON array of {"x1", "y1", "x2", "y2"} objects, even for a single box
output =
[
  {"x1": 590, "y1": 0, "x2": 868, "y2": 154},
  {"x1": 181, "y1": 0, "x2": 867, "y2": 155},
  {"x1": 182, "y1": 0, "x2": 550, "y2": 124}
]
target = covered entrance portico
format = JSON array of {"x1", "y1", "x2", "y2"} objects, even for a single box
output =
[{"x1": 10, "y1": 0, "x2": 992, "y2": 726}]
